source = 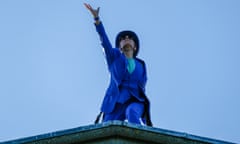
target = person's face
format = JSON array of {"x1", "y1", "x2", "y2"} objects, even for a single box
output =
[{"x1": 119, "y1": 35, "x2": 136, "y2": 52}]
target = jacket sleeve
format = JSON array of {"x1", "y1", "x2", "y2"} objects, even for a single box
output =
[
  {"x1": 95, "y1": 22, "x2": 120, "y2": 67},
  {"x1": 137, "y1": 58, "x2": 147, "y2": 92}
]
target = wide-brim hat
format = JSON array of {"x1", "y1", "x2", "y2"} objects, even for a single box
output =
[{"x1": 115, "y1": 30, "x2": 139, "y2": 57}]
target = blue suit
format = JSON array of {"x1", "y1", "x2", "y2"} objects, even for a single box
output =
[{"x1": 95, "y1": 22, "x2": 152, "y2": 126}]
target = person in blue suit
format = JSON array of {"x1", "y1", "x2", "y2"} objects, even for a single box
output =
[{"x1": 84, "y1": 3, "x2": 152, "y2": 126}]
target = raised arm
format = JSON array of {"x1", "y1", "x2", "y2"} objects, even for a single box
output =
[{"x1": 84, "y1": 3, "x2": 120, "y2": 67}]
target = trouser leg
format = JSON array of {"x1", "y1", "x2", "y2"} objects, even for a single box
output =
[
  {"x1": 103, "y1": 103, "x2": 126, "y2": 122},
  {"x1": 126, "y1": 102, "x2": 144, "y2": 124}
]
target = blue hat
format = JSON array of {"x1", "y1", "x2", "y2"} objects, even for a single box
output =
[{"x1": 115, "y1": 30, "x2": 140, "y2": 57}]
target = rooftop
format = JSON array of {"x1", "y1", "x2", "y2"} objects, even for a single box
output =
[{"x1": 2, "y1": 121, "x2": 235, "y2": 144}]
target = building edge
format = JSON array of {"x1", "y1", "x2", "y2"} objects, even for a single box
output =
[{"x1": 1, "y1": 121, "x2": 236, "y2": 144}]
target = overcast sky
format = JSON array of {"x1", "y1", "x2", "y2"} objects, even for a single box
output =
[{"x1": 0, "y1": 0, "x2": 240, "y2": 143}]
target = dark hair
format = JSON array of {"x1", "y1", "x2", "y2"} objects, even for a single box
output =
[{"x1": 115, "y1": 30, "x2": 140, "y2": 57}]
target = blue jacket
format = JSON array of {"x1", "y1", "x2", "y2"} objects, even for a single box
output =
[{"x1": 95, "y1": 22, "x2": 152, "y2": 125}]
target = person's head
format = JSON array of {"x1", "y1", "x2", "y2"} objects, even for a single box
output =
[{"x1": 115, "y1": 30, "x2": 139, "y2": 57}]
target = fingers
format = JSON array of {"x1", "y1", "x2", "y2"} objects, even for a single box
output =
[
  {"x1": 84, "y1": 3, "x2": 100, "y2": 18},
  {"x1": 83, "y1": 3, "x2": 88, "y2": 8},
  {"x1": 97, "y1": 7, "x2": 100, "y2": 13},
  {"x1": 84, "y1": 3, "x2": 92, "y2": 10}
]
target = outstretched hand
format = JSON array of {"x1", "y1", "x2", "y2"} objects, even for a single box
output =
[{"x1": 84, "y1": 3, "x2": 100, "y2": 18}]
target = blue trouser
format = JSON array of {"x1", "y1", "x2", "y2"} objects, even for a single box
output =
[{"x1": 103, "y1": 101, "x2": 144, "y2": 124}]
